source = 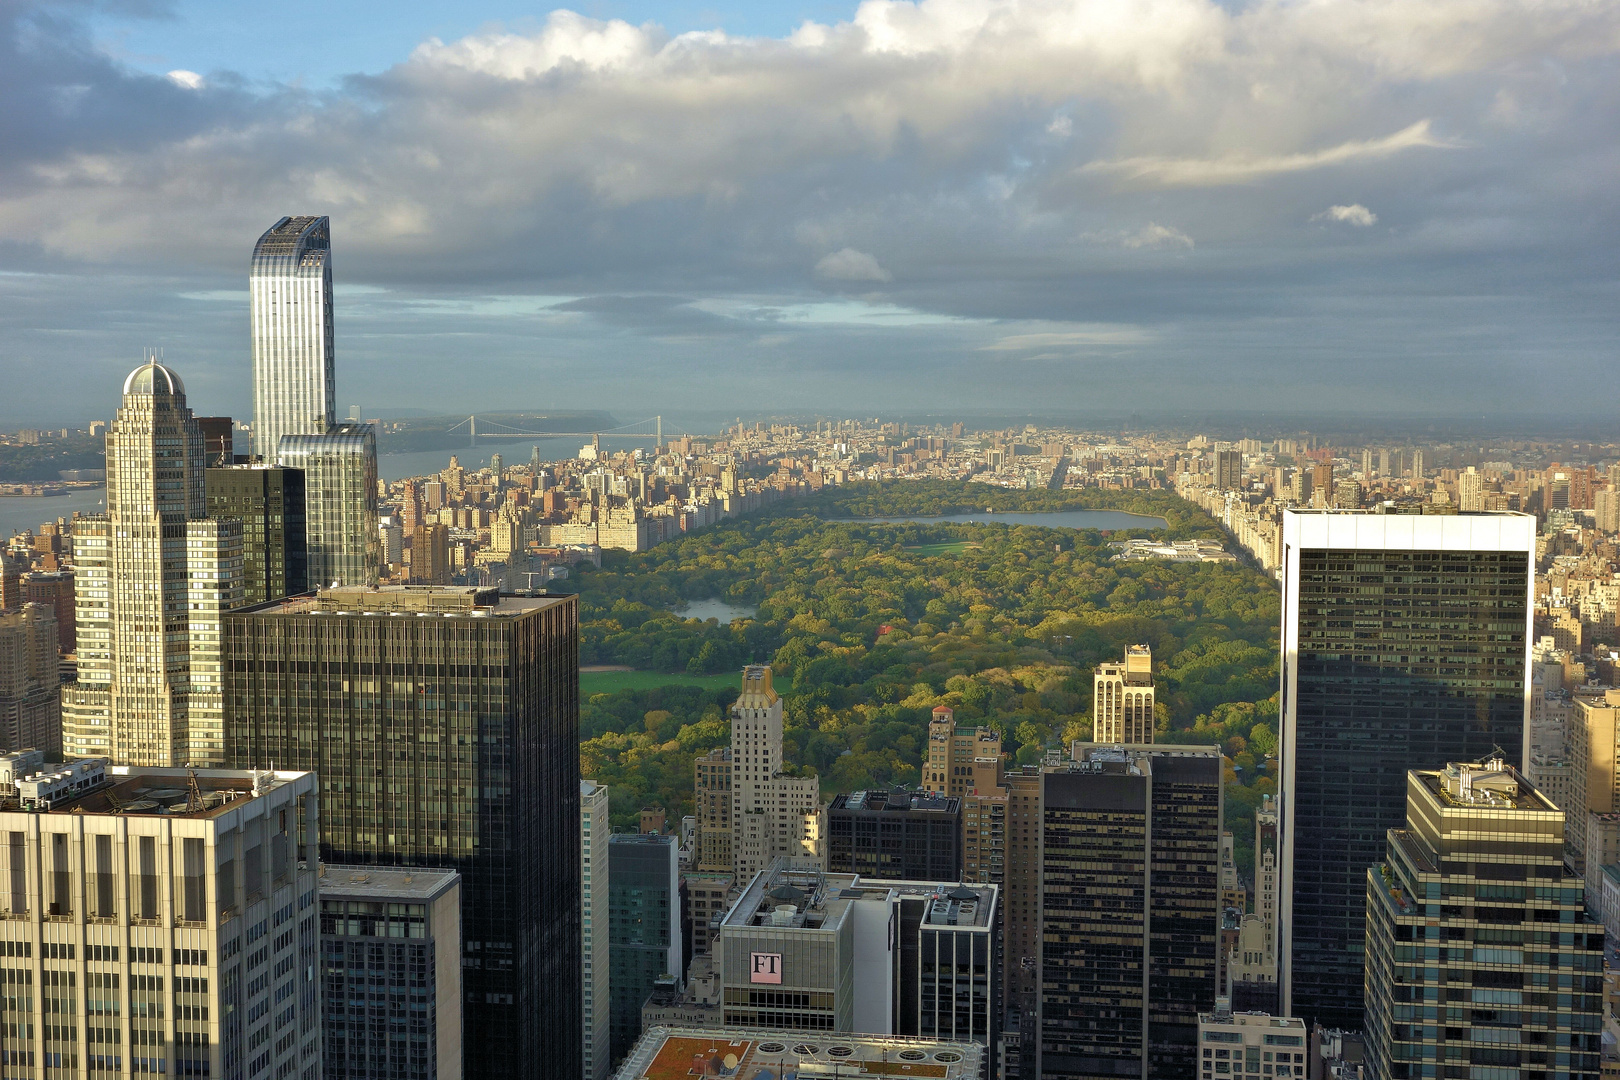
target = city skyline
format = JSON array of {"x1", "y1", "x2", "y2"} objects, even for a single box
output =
[{"x1": 3, "y1": 1, "x2": 1618, "y2": 426}]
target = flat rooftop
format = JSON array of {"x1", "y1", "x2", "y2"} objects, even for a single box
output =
[
  {"x1": 233, "y1": 586, "x2": 567, "y2": 619},
  {"x1": 614, "y1": 1026, "x2": 982, "y2": 1080},
  {"x1": 319, "y1": 864, "x2": 459, "y2": 903},
  {"x1": 38, "y1": 767, "x2": 306, "y2": 819},
  {"x1": 722, "y1": 860, "x2": 996, "y2": 933}
]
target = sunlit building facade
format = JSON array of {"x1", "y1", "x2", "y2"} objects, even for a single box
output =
[
  {"x1": 251, "y1": 215, "x2": 336, "y2": 461},
  {"x1": 276, "y1": 425, "x2": 380, "y2": 588}
]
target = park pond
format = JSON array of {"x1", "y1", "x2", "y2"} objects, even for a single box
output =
[
  {"x1": 678, "y1": 599, "x2": 757, "y2": 624},
  {"x1": 851, "y1": 508, "x2": 1167, "y2": 530}
]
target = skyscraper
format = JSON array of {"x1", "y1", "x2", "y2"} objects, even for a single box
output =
[
  {"x1": 607, "y1": 833, "x2": 680, "y2": 1067},
  {"x1": 225, "y1": 584, "x2": 581, "y2": 1080},
  {"x1": 1279, "y1": 510, "x2": 1535, "y2": 1029},
  {"x1": 724, "y1": 666, "x2": 823, "y2": 880},
  {"x1": 1038, "y1": 745, "x2": 1222, "y2": 1080},
  {"x1": 1093, "y1": 644, "x2": 1155, "y2": 744},
  {"x1": 251, "y1": 215, "x2": 336, "y2": 460},
  {"x1": 827, "y1": 788, "x2": 963, "y2": 880},
  {"x1": 206, "y1": 463, "x2": 308, "y2": 604},
  {"x1": 1364, "y1": 759, "x2": 1603, "y2": 1080},
  {"x1": 581, "y1": 780, "x2": 612, "y2": 1080},
  {"x1": 277, "y1": 423, "x2": 380, "y2": 587},
  {"x1": 923, "y1": 705, "x2": 1003, "y2": 797},
  {"x1": 0, "y1": 603, "x2": 60, "y2": 753},
  {"x1": 1215, "y1": 449, "x2": 1243, "y2": 492},
  {"x1": 62, "y1": 362, "x2": 243, "y2": 766},
  {"x1": 0, "y1": 760, "x2": 322, "y2": 1080}
]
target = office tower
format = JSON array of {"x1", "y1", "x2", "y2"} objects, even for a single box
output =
[
  {"x1": 1038, "y1": 745, "x2": 1222, "y2": 1080},
  {"x1": 1215, "y1": 449, "x2": 1243, "y2": 492},
  {"x1": 195, "y1": 415, "x2": 235, "y2": 464},
  {"x1": 694, "y1": 746, "x2": 733, "y2": 872},
  {"x1": 729, "y1": 666, "x2": 822, "y2": 880},
  {"x1": 616, "y1": 1027, "x2": 983, "y2": 1079},
  {"x1": 251, "y1": 216, "x2": 336, "y2": 460},
  {"x1": 1291, "y1": 469, "x2": 1312, "y2": 505},
  {"x1": 827, "y1": 789, "x2": 962, "y2": 880},
  {"x1": 320, "y1": 865, "x2": 463, "y2": 1080},
  {"x1": 276, "y1": 424, "x2": 380, "y2": 588},
  {"x1": 1409, "y1": 449, "x2": 1425, "y2": 479},
  {"x1": 608, "y1": 833, "x2": 680, "y2": 1067},
  {"x1": 1458, "y1": 466, "x2": 1484, "y2": 512},
  {"x1": 62, "y1": 361, "x2": 244, "y2": 766},
  {"x1": 1001, "y1": 765, "x2": 1043, "y2": 1056},
  {"x1": 1196, "y1": 1005, "x2": 1307, "y2": 1080},
  {"x1": 682, "y1": 870, "x2": 733, "y2": 959},
  {"x1": 713, "y1": 858, "x2": 998, "y2": 1058},
  {"x1": 379, "y1": 521, "x2": 404, "y2": 569},
  {"x1": 581, "y1": 780, "x2": 612, "y2": 1080},
  {"x1": 1360, "y1": 447, "x2": 1374, "y2": 479},
  {"x1": 1378, "y1": 448, "x2": 1392, "y2": 477},
  {"x1": 225, "y1": 585, "x2": 581, "y2": 1080},
  {"x1": 1229, "y1": 795, "x2": 1279, "y2": 1013},
  {"x1": 21, "y1": 571, "x2": 74, "y2": 654},
  {"x1": 206, "y1": 464, "x2": 308, "y2": 604},
  {"x1": 923, "y1": 705, "x2": 1003, "y2": 797},
  {"x1": 0, "y1": 761, "x2": 320, "y2": 1079},
  {"x1": 1566, "y1": 689, "x2": 1620, "y2": 874},
  {"x1": 1279, "y1": 510, "x2": 1535, "y2": 1030},
  {"x1": 1093, "y1": 644, "x2": 1155, "y2": 744},
  {"x1": 1364, "y1": 759, "x2": 1603, "y2": 1080},
  {"x1": 0, "y1": 604, "x2": 60, "y2": 753}
]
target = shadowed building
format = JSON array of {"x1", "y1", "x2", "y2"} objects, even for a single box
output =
[
  {"x1": 225, "y1": 584, "x2": 581, "y2": 1080},
  {"x1": 206, "y1": 463, "x2": 308, "y2": 604}
]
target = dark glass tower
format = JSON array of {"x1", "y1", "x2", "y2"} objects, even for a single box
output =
[
  {"x1": 827, "y1": 788, "x2": 962, "y2": 881},
  {"x1": 224, "y1": 585, "x2": 580, "y2": 1080},
  {"x1": 1280, "y1": 511, "x2": 1535, "y2": 1031},
  {"x1": 606, "y1": 833, "x2": 680, "y2": 1067},
  {"x1": 1038, "y1": 745, "x2": 1222, "y2": 1080},
  {"x1": 206, "y1": 464, "x2": 308, "y2": 604}
]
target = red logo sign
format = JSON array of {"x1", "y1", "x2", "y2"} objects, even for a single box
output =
[{"x1": 750, "y1": 952, "x2": 782, "y2": 984}]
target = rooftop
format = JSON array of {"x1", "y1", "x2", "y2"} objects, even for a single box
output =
[
  {"x1": 721, "y1": 859, "x2": 996, "y2": 934},
  {"x1": 1417, "y1": 760, "x2": 1558, "y2": 814},
  {"x1": 614, "y1": 1026, "x2": 982, "y2": 1080},
  {"x1": 25, "y1": 766, "x2": 308, "y2": 819},
  {"x1": 318, "y1": 864, "x2": 459, "y2": 903},
  {"x1": 233, "y1": 586, "x2": 567, "y2": 619},
  {"x1": 832, "y1": 789, "x2": 959, "y2": 814}
]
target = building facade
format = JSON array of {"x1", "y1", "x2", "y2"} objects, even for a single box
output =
[
  {"x1": 1229, "y1": 795, "x2": 1280, "y2": 1013},
  {"x1": 225, "y1": 585, "x2": 581, "y2": 1080},
  {"x1": 607, "y1": 833, "x2": 681, "y2": 1067},
  {"x1": 1568, "y1": 689, "x2": 1620, "y2": 873},
  {"x1": 693, "y1": 748, "x2": 732, "y2": 873},
  {"x1": 581, "y1": 780, "x2": 612, "y2": 1080},
  {"x1": 0, "y1": 604, "x2": 60, "y2": 753},
  {"x1": 923, "y1": 706, "x2": 1003, "y2": 798},
  {"x1": 206, "y1": 464, "x2": 309, "y2": 605},
  {"x1": 1038, "y1": 745, "x2": 1223, "y2": 1080},
  {"x1": 727, "y1": 667, "x2": 822, "y2": 881},
  {"x1": 319, "y1": 865, "x2": 462, "y2": 1080},
  {"x1": 276, "y1": 425, "x2": 380, "y2": 589},
  {"x1": 1364, "y1": 760, "x2": 1603, "y2": 1080},
  {"x1": 0, "y1": 764, "x2": 321, "y2": 1080},
  {"x1": 1093, "y1": 644, "x2": 1155, "y2": 745},
  {"x1": 251, "y1": 216, "x2": 336, "y2": 461},
  {"x1": 1280, "y1": 511, "x2": 1535, "y2": 1029},
  {"x1": 827, "y1": 789, "x2": 962, "y2": 881},
  {"x1": 62, "y1": 362, "x2": 244, "y2": 767},
  {"x1": 1196, "y1": 1007, "x2": 1307, "y2": 1080}
]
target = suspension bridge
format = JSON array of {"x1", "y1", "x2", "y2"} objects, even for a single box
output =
[{"x1": 445, "y1": 415, "x2": 676, "y2": 448}]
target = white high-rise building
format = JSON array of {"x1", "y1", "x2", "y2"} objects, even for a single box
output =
[
  {"x1": 580, "y1": 779, "x2": 611, "y2": 1080},
  {"x1": 251, "y1": 216, "x2": 336, "y2": 461},
  {"x1": 0, "y1": 760, "x2": 321, "y2": 1079},
  {"x1": 62, "y1": 362, "x2": 243, "y2": 766},
  {"x1": 728, "y1": 666, "x2": 822, "y2": 881},
  {"x1": 1093, "y1": 644, "x2": 1155, "y2": 744}
]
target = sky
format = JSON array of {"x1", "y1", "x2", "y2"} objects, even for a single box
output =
[{"x1": 2, "y1": 0, "x2": 1617, "y2": 430}]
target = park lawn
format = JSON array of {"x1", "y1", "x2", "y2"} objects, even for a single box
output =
[
  {"x1": 902, "y1": 540, "x2": 982, "y2": 556},
  {"x1": 581, "y1": 669, "x2": 748, "y2": 696}
]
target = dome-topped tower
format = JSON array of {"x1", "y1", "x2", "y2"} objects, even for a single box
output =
[{"x1": 121, "y1": 360, "x2": 186, "y2": 398}]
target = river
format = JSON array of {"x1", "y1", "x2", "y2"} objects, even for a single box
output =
[{"x1": 0, "y1": 488, "x2": 106, "y2": 539}]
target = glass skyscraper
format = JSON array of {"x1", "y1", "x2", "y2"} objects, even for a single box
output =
[
  {"x1": 277, "y1": 423, "x2": 380, "y2": 588},
  {"x1": 251, "y1": 215, "x2": 336, "y2": 461},
  {"x1": 225, "y1": 584, "x2": 581, "y2": 1080},
  {"x1": 62, "y1": 361, "x2": 243, "y2": 766},
  {"x1": 1280, "y1": 510, "x2": 1535, "y2": 1031}
]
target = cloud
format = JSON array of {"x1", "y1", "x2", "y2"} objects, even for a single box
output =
[
  {"x1": 1313, "y1": 204, "x2": 1378, "y2": 226},
  {"x1": 166, "y1": 70, "x2": 204, "y2": 90},
  {"x1": 1122, "y1": 224, "x2": 1194, "y2": 250},
  {"x1": 981, "y1": 327, "x2": 1153, "y2": 351},
  {"x1": 1080, "y1": 122, "x2": 1457, "y2": 188},
  {"x1": 814, "y1": 248, "x2": 893, "y2": 282}
]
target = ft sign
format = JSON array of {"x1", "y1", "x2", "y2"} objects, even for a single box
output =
[{"x1": 749, "y1": 952, "x2": 782, "y2": 985}]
